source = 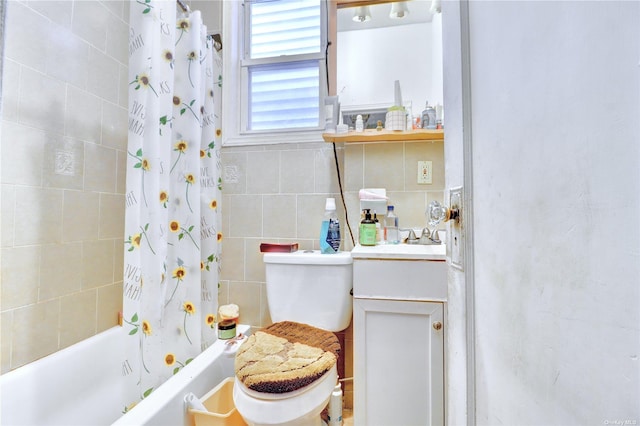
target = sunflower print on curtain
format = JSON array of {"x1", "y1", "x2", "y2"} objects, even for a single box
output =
[{"x1": 123, "y1": 0, "x2": 222, "y2": 411}]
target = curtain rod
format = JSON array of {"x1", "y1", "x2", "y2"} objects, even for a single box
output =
[{"x1": 176, "y1": 0, "x2": 189, "y2": 13}]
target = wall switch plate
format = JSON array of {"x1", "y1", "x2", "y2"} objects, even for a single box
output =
[
  {"x1": 417, "y1": 161, "x2": 433, "y2": 184},
  {"x1": 449, "y1": 187, "x2": 464, "y2": 270}
]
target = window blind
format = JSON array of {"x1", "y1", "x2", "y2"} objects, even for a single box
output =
[{"x1": 246, "y1": 0, "x2": 323, "y2": 131}]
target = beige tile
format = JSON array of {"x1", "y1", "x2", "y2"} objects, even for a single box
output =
[
  {"x1": 113, "y1": 238, "x2": 125, "y2": 285},
  {"x1": 39, "y1": 242, "x2": 83, "y2": 300},
  {"x1": 1, "y1": 186, "x2": 16, "y2": 248},
  {"x1": 220, "y1": 237, "x2": 244, "y2": 282},
  {"x1": 259, "y1": 282, "x2": 272, "y2": 327},
  {"x1": 14, "y1": 186, "x2": 64, "y2": 245},
  {"x1": 1, "y1": 311, "x2": 12, "y2": 373},
  {"x1": 116, "y1": 150, "x2": 127, "y2": 194},
  {"x1": 45, "y1": 25, "x2": 89, "y2": 89},
  {"x1": 1, "y1": 59, "x2": 19, "y2": 121},
  {"x1": 344, "y1": 143, "x2": 364, "y2": 192},
  {"x1": 18, "y1": 66, "x2": 66, "y2": 135},
  {"x1": 97, "y1": 285, "x2": 122, "y2": 331},
  {"x1": 82, "y1": 239, "x2": 115, "y2": 289},
  {"x1": 4, "y1": 2, "x2": 50, "y2": 72},
  {"x1": 280, "y1": 149, "x2": 314, "y2": 194},
  {"x1": 43, "y1": 135, "x2": 85, "y2": 190},
  {"x1": 102, "y1": 101, "x2": 128, "y2": 151},
  {"x1": 244, "y1": 238, "x2": 266, "y2": 282},
  {"x1": 118, "y1": 64, "x2": 128, "y2": 109},
  {"x1": 85, "y1": 143, "x2": 117, "y2": 192},
  {"x1": 26, "y1": 1, "x2": 73, "y2": 27},
  {"x1": 88, "y1": 46, "x2": 120, "y2": 103},
  {"x1": 314, "y1": 145, "x2": 342, "y2": 194},
  {"x1": 11, "y1": 300, "x2": 60, "y2": 369},
  {"x1": 229, "y1": 281, "x2": 261, "y2": 327},
  {"x1": 59, "y1": 290, "x2": 98, "y2": 348},
  {"x1": 1, "y1": 122, "x2": 46, "y2": 186},
  {"x1": 1, "y1": 246, "x2": 41, "y2": 310},
  {"x1": 246, "y1": 151, "x2": 279, "y2": 194},
  {"x1": 63, "y1": 190, "x2": 100, "y2": 241},
  {"x1": 99, "y1": 193, "x2": 125, "y2": 238},
  {"x1": 218, "y1": 280, "x2": 230, "y2": 305},
  {"x1": 228, "y1": 195, "x2": 262, "y2": 238},
  {"x1": 384, "y1": 191, "x2": 427, "y2": 230},
  {"x1": 363, "y1": 142, "x2": 405, "y2": 191},
  {"x1": 297, "y1": 194, "x2": 333, "y2": 240},
  {"x1": 65, "y1": 86, "x2": 102, "y2": 143},
  {"x1": 263, "y1": 195, "x2": 296, "y2": 238},
  {"x1": 221, "y1": 194, "x2": 231, "y2": 238},
  {"x1": 105, "y1": 9, "x2": 129, "y2": 65},
  {"x1": 72, "y1": 0, "x2": 109, "y2": 50},
  {"x1": 102, "y1": 0, "x2": 127, "y2": 20}
]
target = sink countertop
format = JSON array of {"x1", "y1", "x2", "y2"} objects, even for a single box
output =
[{"x1": 351, "y1": 243, "x2": 446, "y2": 261}]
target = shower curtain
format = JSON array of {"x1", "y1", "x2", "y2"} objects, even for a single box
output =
[{"x1": 123, "y1": 0, "x2": 222, "y2": 409}]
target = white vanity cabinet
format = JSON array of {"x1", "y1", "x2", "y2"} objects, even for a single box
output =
[{"x1": 351, "y1": 244, "x2": 447, "y2": 426}]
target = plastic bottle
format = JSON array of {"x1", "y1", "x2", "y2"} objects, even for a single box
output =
[
  {"x1": 373, "y1": 210, "x2": 382, "y2": 244},
  {"x1": 384, "y1": 205, "x2": 399, "y2": 244},
  {"x1": 359, "y1": 209, "x2": 376, "y2": 246},
  {"x1": 355, "y1": 114, "x2": 364, "y2": 132},
  {"x1": 421, "y1": 102, "x2": 437, "y2": 129},
  {"x1": 327, "y1": 382, "x2": 343, "y2": 425},
  {"x1": 320, "y1": 198, "x2": 340, "y2": 254}
]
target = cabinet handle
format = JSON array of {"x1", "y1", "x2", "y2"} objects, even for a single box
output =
[{"x1": 433, "y1": 321, "x2": 443, "y2": 331}]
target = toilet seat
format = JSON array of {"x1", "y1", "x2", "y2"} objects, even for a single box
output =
[{"x1": 233, "y1": 365, "x2": 337, "y2": 426}]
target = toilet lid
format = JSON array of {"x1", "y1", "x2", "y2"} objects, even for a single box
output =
[{"x1": 234, "y1": 321, "x2": 340, "y2": 394}]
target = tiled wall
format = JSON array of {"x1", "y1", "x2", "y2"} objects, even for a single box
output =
[
  {"x1": 220, "y1": 138, "x2": 444, "y2": 408},
  {"x1": 0, "y1": 0, "x2": 128, "y2": 373}
]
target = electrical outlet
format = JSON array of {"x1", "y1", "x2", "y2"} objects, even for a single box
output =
[
  {"x1": 417, "y1": 161, "x2": 432, "y2": 184},
  {"x1": 449, "y1": 187, "x2": 463, "y2": 270}
]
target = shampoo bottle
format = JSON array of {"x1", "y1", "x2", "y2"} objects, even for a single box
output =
[{"x1": 320, "y1": 198, "x2": 340, "y2": 254}]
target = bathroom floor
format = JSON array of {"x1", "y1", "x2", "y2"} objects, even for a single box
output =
[{"x1": 343, "y1": 409, "x2": 354, "y2": 425}]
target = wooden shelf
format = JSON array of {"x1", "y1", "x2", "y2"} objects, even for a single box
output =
[{"x1": 322, "y1": 129, "x2": 444, "y2": 143}]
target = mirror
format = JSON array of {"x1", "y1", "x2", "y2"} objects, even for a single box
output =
[{"x1": 336, "y1": 0, "x2": 443, "y2": 128}]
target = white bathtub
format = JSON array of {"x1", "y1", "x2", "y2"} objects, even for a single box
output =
[{"x1": 0, "y1": 324, "x2": 249, "y2": 426}]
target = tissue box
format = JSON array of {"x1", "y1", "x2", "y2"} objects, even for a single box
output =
[
  {"x1": 385, "y1": 110, "x2": 406, "y2": 131},
  {"x1": 359, "y1": 188, "x2": 387, "y2": 214}
]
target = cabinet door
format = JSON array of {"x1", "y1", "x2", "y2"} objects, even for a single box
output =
[{"x1": 354, "y1": 299, "x2": 444, "y2": 426}]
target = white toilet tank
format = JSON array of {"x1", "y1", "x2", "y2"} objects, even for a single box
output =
[{"x1": 263, "y1": 250, "x2": 353, "y2": 332}]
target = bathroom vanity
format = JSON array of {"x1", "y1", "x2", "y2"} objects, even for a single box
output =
[{"x1": 351, "y1": 243, "x2": 446, "y2": 425}]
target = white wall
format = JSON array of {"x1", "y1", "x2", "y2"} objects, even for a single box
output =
[{"x1": 453, "y1": 0, "x2": 640, "y2": 423}]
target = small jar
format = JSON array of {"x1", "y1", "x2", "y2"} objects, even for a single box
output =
[{"x1": 218, "y1": 319, "x2": 237, "y2": 340}]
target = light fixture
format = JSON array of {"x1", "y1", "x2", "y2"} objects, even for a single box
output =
[
  {"x1": 352, "y1": 6, "x2": 372, "y2": 22},
  {"x1": 389, "y1": 1, "x2": 410, "y2": 19}
]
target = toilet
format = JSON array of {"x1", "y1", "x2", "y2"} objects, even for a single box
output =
[{"x1": 233, "y1": 250, "x2": 353, "y2": 426}]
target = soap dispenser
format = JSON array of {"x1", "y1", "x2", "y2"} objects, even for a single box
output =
[{"x1": 359, "y1": 209, "x2": 376, "y2": 246}]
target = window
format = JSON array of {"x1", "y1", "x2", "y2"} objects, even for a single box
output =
[{"x1": 223, "y1": 0, "x2": 329, "y2": 145}]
